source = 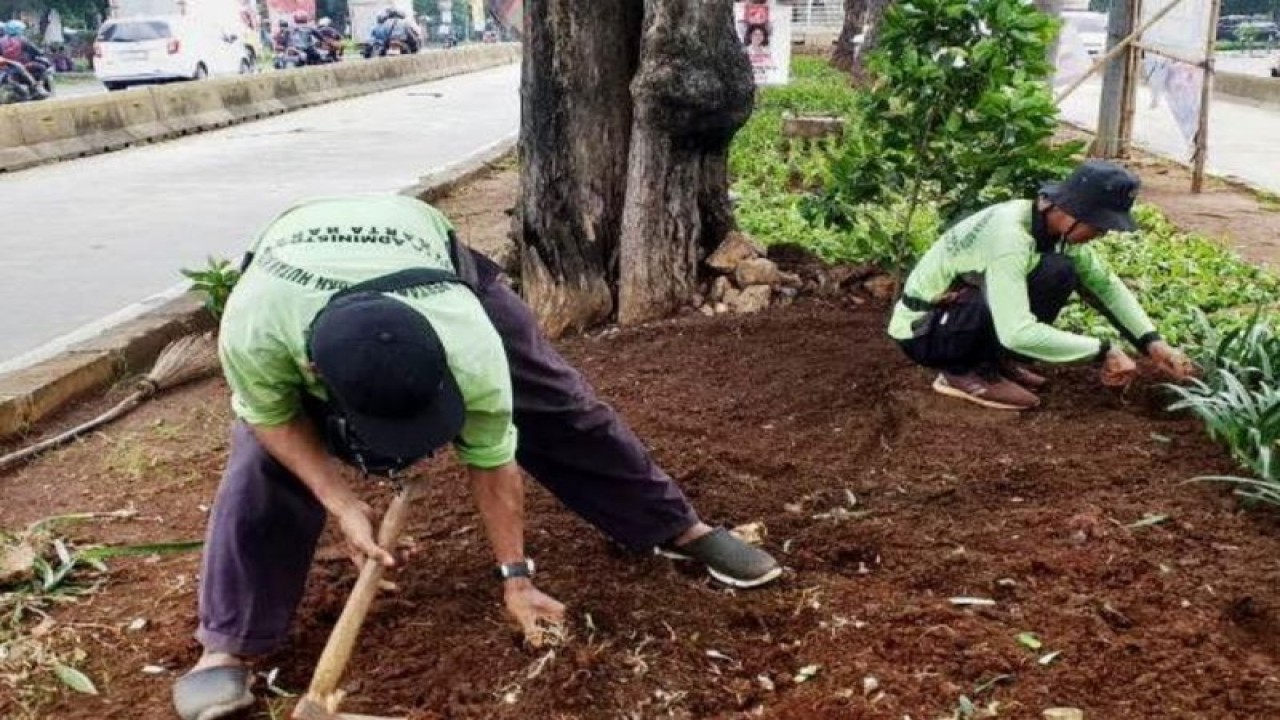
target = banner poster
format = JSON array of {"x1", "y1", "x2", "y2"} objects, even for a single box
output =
[
  {"x1": 266, "y1": 0, "x2": 316, "y2": 28},
  {"x1": 1141, "y1": 55, "x2": 1204, "y2": 153},
  {"x1": 1053, "y1": 20, "x2": 1092, "y2": 88},
  {"x1": 1139, "y1": 0, "x2": 1214, "y2": 156},
  {"x1": 734, "y1": 0, "x2": 792, "y2": 86}
]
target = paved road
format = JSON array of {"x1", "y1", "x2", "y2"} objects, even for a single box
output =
[
  {"x1": 1216, "y1": 51, "x2": 1275, "y2": 76},
  {"x1": 1059, "y1": 77, "x2": 1280, "y2": 195},
  {"x1": 0, "y1": 62, "x2": 518, "y2": 370}
]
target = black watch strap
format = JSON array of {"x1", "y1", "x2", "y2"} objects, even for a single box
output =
[
  {"x1": 494, "y1": 559, "x2": 535, "y2": 581},
  {"x1": 1136, "y1": 331, "x2": 1162, "y2": 354},
  {"x1": 1094, "y1": 339, "x2": 1112, "y2": 364}
]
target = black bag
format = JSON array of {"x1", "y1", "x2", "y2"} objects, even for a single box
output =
[{"x1": 900, "y1": 286, "x2": 1000, "y2": 370}]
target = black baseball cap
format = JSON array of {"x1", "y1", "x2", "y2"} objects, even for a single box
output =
[
  {"x1": 308, "y1": 292, "x2": 465, "y2": 463},
  {"x1": 1041, "y1": 160, "x2": 1141, "y2": 233}
]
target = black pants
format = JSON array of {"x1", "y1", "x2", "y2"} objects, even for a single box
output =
[{"x1": 897, "y1": 253, "x2": 1078, "y2": 374}]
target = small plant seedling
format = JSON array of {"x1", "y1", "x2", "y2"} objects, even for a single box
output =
[
  {"x1": 1127, "y1": 513, "x2": 1170, "y2": 529},
  {"x1": 1016, "y1": 632, "x2": 1043, "y2": 651},
  {"x1": 181, "y1": 256, "x2": 242, "y2": 320}
]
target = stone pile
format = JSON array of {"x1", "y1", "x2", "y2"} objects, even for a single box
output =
[
  {"x1": 692, "y1": 232, "x2": 900, "y2": 316},
  {"x1": 693, "y1": 232, "x2": 802, "y2": 315}
]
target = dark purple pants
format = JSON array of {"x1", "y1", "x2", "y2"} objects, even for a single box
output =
[{"x1": 196, "y1": 256, "x2": 698, "y2": 656}]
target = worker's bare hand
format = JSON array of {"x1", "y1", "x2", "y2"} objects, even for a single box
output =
[
  {"x1": 504, "y1": 581, "x2": 566, "y2": 647},
  {"x1": 1100, "y1": 347, "x2": 1138, "y2": 388},
  {"x1": 335, "y1": 500, "x2": 396, "y2": 570},
  {"x1": 1147, "y1": 340, "x2": 1198, "y2": 382}
]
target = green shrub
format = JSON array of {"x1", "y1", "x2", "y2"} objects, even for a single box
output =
[
  {"x1": 1057, "y1": 204, "x2": 1280, "y2": 347},
  {"x1": 804, "y1": 0, "x2": 1082, "y2": 269},
  {"x1": 1168, "y1": 314, "x2": 1279, "y2": 501}
]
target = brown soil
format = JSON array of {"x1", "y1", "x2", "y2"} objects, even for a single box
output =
[{"x1": 3, "y1": 164, "x2": 1280, "y2": 720}]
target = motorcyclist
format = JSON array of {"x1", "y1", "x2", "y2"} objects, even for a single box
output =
[
  {"x1": 0, "y1": 20, "x2": 50, "y2": 99},
  {"x1": 271, "y1": 18, "x2": 291, "y2": 54},
  {"x1": 373, "y1": 9, "x2": 420, "y2": 56},
  {"x1": 316, "y1": 17, "x2": 344, "y2": 59},
  {"x1": 286, "y1": 10, "x2": 326, "y2": 65},
  {"x1": 365, "y1": 10, "x2": 390, "y2": 57}
]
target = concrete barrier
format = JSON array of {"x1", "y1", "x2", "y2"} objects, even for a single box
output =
[
  {"x1": 8, "y1": 93, "x2": 142, "y2": 162},
  {"x1": 0, "y1": 43, "x2": 520, "y2": 173},
  {"x1": 0, "y1": 105, "x2": 40, "y2": 170},
  {"x1": 1215, "y1": 71, "x2": 1280, "y2": 109},
  {"x1": 150, "y1": 78, "x2": 237, "y2": 135}
]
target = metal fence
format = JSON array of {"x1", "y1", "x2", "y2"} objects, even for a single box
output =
[{"x1": 790, "y1": 0, "x2": 844, "y2": 31}]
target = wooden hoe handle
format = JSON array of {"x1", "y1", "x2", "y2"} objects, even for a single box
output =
[{"x1": 293, "y1": 478, "x2": 424, "y2": 719}]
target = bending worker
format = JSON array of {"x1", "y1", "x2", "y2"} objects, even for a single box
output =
[
  {"x1": 172, "y1": 195, "x2": 780, "y2": 720},
  {"x1": 888, "y1": 160, "x2": 1196, "y2": 410}
]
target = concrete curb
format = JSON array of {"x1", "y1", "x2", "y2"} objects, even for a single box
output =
[
  {"x1": 0, "y1": 132, "x2": 518, "y2": 442},
  {"x1": 400, "y1": 132, "x2": 517, "y2": 202},
  {"x1": 1215, "y1": 71, "x2": 1280, "y2": 110}
]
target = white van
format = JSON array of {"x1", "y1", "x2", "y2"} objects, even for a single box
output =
[{"x1": 93, "y1": 15, "x2": 254, "y2": 90}]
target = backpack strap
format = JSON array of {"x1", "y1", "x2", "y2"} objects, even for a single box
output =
[{"x1": 331, "y1": 267, "x2": 469, "y2": 301}]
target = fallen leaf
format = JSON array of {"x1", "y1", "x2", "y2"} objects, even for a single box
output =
[
  {"x1": 950, "y1": 597, "x2": 997, "y2": 607},
  {"x1": 53, "y1": 664, "x2": 98, "y2": 695},
  {"x1": 795, "y1": 664, "x2": 821, "y2": 683},
  {"x1": 1126, "y1": 513, "x2": 1169, "y2": 529},
  {"x1": 730, "y1": 523, "x2": 766, "y2": 546},
  {"x1": 0, "y1": 539, "x2": 38, "y2": 586},
  {"x1": 862, "y1": 675, "x2": 879, "y2": 696},
  {"x1": 1038, "y1": 650, "x2": 1064, "y2": 666}
]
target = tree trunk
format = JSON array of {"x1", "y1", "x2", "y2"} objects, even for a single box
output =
[
  {"x1": 519, "y1": 0, "x2": 752, "y2": 334},
  {"x1": 830, "y1": 0, "x2": 893, "y2": 83},
  {"x1": 616, "y1": 0, "x2": 753, "y2": 325},
  {"x1": 831, "y1": 0, "x2": 866, "y2": 73},
  {"x1": 517, "y1": 0, "x2": 643, "y2": 337}
]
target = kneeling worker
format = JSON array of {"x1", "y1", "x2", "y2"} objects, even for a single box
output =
[{"x1": 888, "y1": 160, "x2": 1196, "y2": 410}]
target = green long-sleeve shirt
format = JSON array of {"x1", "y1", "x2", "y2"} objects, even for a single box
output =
[{"x1": 887, "y1": 199, "x2": 1157, "y2": 363}]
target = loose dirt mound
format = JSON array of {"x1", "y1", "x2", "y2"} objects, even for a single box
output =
[{"x1": 4, "y1": 298, "x2": 1278, "y2": 719}]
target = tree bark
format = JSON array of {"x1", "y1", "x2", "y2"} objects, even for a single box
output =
[
  {"x1": 616, "y1": 0, "x2": 753, "y2": 325},
  {"x1": 516, "y1": 0, "x2": 643, "y2": 337},
  {"x1": 831, "y1": 0, "x2": 865, "y2": 72},
  {"x1": 831, "y1": 0, "x2": 891, "y2": 84},
  {"x1": 519, "y1": 0, "x2": 752, "y2": 334}
]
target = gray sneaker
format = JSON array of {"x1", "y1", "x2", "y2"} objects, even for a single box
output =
[
  {"x1": 933, "y1": 371, "x2": 1040, "y2": 410},
  {"x1": 172, "y1": 665, "x2": 254, "y2": 720},
  {"x1": 658, "y1": 528, "x2": 782, "y2": 588}
]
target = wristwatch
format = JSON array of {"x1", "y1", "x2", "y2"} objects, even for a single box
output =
[
  {"x1": 1094, "y1": 339, "x2": 1112, "y2": 364},
  {"x1": 494, "y1": 559, "x2": 536, "y2": 581}
]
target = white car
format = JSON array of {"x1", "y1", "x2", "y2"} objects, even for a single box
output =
[
  {"x1": 93, "y1": 16, "x2": 255, "y2": 91},
  {"x1": 1063, "y1": 11, "x2": 1108, "y2": 57}
]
